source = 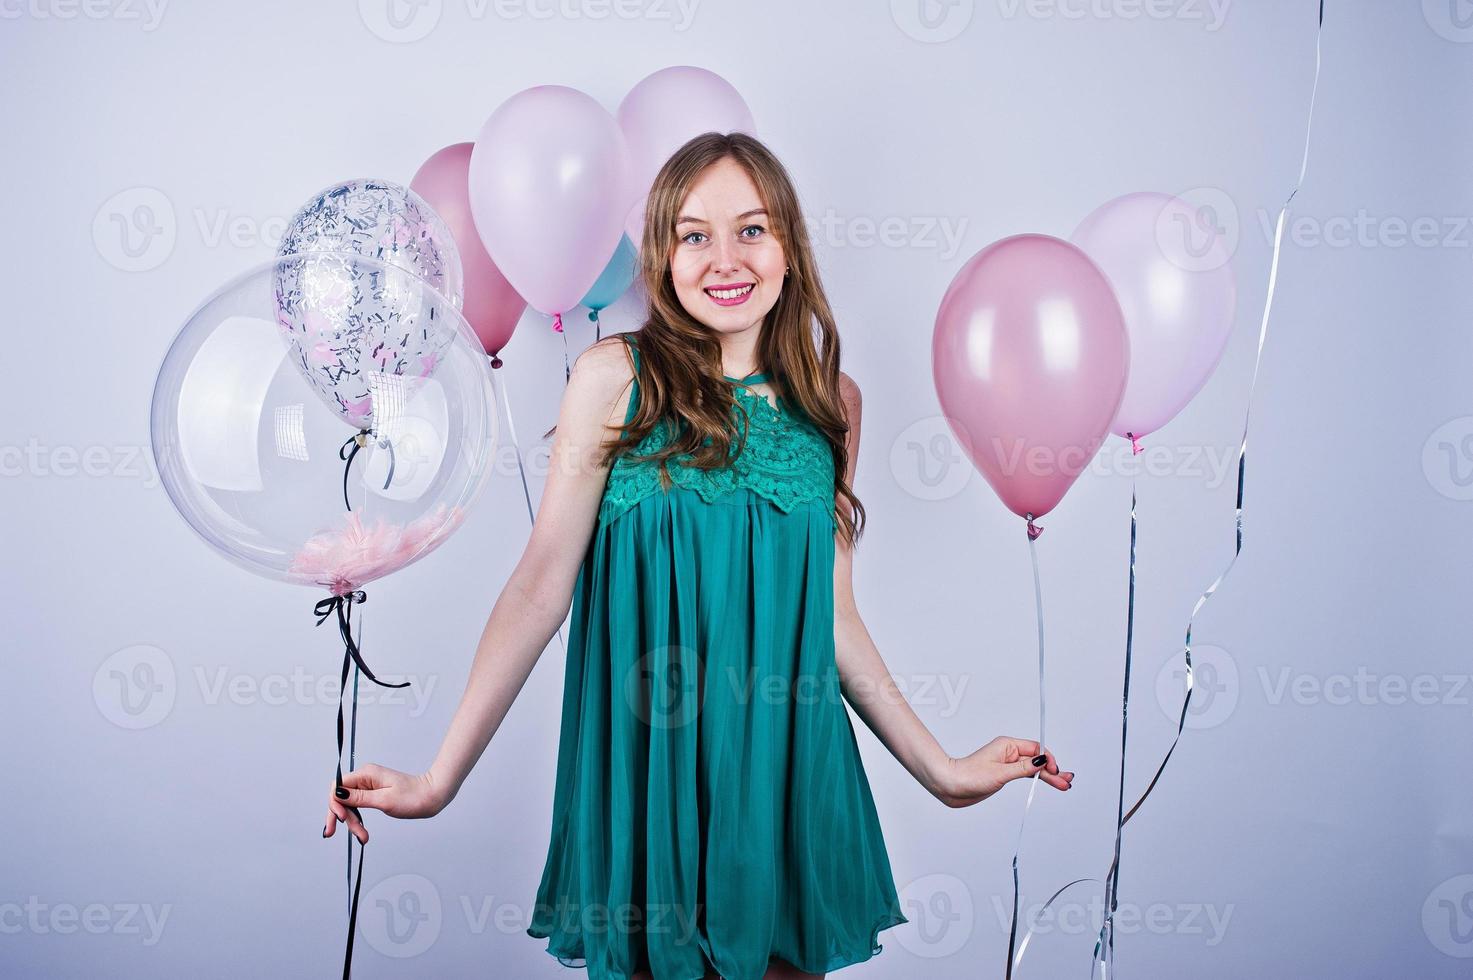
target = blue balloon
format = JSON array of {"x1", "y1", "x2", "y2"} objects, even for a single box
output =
[{"x1": 580, "y1": 234, "x2": 638, "y2": 312}]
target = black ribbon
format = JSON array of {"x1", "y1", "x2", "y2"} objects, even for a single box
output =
[
  {"x1": 337, "y1": 431, "x2": 397, "y2": 512},
  {"x1": 313, "y1": 589, "x2": 410, "y2": 980}
]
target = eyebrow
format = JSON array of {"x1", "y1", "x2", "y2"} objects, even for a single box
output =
[{"x1": 676, "y1": 208, "x2": 768, "y2": 227}]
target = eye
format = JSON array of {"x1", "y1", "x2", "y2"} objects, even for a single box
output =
[
  {"x1": 740, "y1": 224, "x2": 765, "y2": 239},
  {"x1": 680, "y1": 231, "x2": 708, "y2": 246}
]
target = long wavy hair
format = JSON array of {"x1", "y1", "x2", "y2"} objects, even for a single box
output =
[{"x1": 587, "y1": 131, "x2": 866, "y2": 547}]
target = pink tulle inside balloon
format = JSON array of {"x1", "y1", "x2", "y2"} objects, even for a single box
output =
[{"x1": 289, "y1": 503, "x2": 464, "y2": 596}]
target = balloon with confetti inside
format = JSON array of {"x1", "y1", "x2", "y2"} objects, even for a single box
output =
[{"x1": 274, "y1": 178, "x2": 464, "y2": 432}]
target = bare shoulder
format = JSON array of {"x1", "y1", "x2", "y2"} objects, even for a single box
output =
[
  {"x1": 573, "y1": 333, "x2": 637, "y2": 388},
  {"x1": 837, "y1": 370, "x2": 862, "y2": 420},
  {"x1": 835, "y1": 371, "x2": 863, "y2": 503},
  {"x1": 564, "y1": 334, "x2": 638, "y2": 428}
]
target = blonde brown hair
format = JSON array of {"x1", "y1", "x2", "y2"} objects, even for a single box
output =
[{"x1": 591, "y1": 131, "x2": 866, "y2": 547}]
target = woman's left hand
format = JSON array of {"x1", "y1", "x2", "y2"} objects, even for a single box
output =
[{"x1": 930, "y1": 737, "x2": 1074, "y2": 808}]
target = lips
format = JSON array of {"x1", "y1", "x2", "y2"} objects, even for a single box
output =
[
  {"x1": 704, "y1": 282, "x2": 754, "y2": 298},
  {"x1": 703, "y1": 282, "x2": 755, "y2": 307}
]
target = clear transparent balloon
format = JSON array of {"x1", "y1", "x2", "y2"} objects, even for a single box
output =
[{"x1": 151, "y1": 254, "x2": 497, "y2": 595}]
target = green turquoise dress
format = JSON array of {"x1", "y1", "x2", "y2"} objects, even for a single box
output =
[{"x1": 527, "y1": 333, "x2": 907, "y2": 980}]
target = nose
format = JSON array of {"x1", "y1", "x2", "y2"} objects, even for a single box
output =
[{"x1": 710, "y1": 233, "x2": 740, "y2": 274}]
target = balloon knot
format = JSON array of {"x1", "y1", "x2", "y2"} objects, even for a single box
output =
[
  {"x1": 1129, "y1": 433, "x2": 1143, "y2": 456},
  {"x1": 489, "y1": 354, "x2": 503, "y2": 369},
  {"x1": 1025, "y1": 515, "x2": 1044, "y2": 541},
  {"x1": 552, "y1": 312, "x2": 564, "y2": 333}
]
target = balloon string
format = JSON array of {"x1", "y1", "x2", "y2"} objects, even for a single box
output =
[
  {"x1": 347, "y1": 617, "x2": 360, "y2": 918},
  {"x1": 560, "y1": 313, "x2": 573, "y2": 383},
  {"x1": 1004, "y1": 518, "x2": 1047, "y2": 980},
  {"x1": 337, "y1": 430, "x2": 396, "y2": 512},
  {"x1": 1029, "y1": 526, "x2": 1046, "y2": 770},
  {"x1": 590, "y1": 308, "x2": 602, "y2": 343},
  {"x1": 313, "y1": 592, "x2": 409, "y2": 692},
  {"x1": 1091, "y1": 475, "x2": 1138, "y2": 978},
  {"x1": 1119, "y1": 0, "x2": 1324, "y2": 836},
  {"x1": 310, "y1": 590, "x2": 392, "y2": 980},
  {"x1": 1013, "y1": 877, "x2": 1104, "y2": 973},
  {"x1": 1016, "y1": 11, "x2": 1324, "y2": 973},
  {"x1": 489, "y1": 361, "x2": 567, "y2": 653},
  {"x1": 1082, "y1": 7, "x2": 1325, "y2": 977},
  {"x1": 341, "y1": 839, "x2": 365, "y2": 980}
]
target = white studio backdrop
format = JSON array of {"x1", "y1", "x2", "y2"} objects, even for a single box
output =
[{"x1": 3, "y1": 1, "x2": 1471, "y2": 977}]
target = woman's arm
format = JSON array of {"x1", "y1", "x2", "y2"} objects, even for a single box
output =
[
  {"x1": 831, "y1": 372, "x2": 1073, "y2": 809},
  {"x1": 326, "y1": 336, "x2": 638, "y2": 842}
]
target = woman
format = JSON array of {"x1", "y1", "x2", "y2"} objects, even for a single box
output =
[{"x1": 324, "y1": 132, "x2": 1073, "y2": 979}]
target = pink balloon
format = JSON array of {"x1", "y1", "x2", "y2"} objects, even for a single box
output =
[
  {"x1": 933, "y1": 234, "x2": 1130, "y2": 521},
  {"x1": 1072, "y1": 192, "x2": 1236, "y2": 440},
  {"x1": 411, "y1": 143, "x2": 527, "y2": 358},
  {"x1": 618, "y1": 66, "x2": 756, "y2": 247},
  {"x1": 468, "y1": 86, "x2": 631, "y2": 317}
]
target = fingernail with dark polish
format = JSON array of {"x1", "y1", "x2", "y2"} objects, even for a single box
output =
[
  {"x1": 322, "y1": 827, "x2": 330, "y2": 837},
  {"x1": 1032, "y1": 755, "x2": 1047, "y2": 767},
  {"x1": 335, "y1": 787, "x2": 349, "y2": 800}
]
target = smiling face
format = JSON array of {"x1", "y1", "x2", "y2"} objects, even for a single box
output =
[{"x1": 668, "y1": 157, "x2": 787, "y2": 339}]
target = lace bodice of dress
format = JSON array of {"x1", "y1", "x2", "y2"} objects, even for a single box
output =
[{"x1": 599, "y1": 338, "x2": 836, "y2": 525}]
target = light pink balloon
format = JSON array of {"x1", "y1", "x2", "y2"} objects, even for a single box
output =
[
  {"x1": 933, "y1": 234, "x2": 1130, "y2": 521},
  {"x1": 1072, "y1": 191, "x2": 1237, "y2": 440},
  {"x1": 468, "y1": 86, "x2": 631, "y2": 316},
  {"x1": 618, "y1": 66, "x2": 756, "y2": 247},
  {"x1": 411, "y1": 143, "x2": 527, "y2": 359}
]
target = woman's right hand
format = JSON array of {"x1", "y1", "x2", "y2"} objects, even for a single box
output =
[{"x1": 323, "y1": 763, "x2": 452, "y2": 844}]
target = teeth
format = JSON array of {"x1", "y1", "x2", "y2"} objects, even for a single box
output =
[{"x1": 707, "y1": 284, "x2": 753, "y2": 300}]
